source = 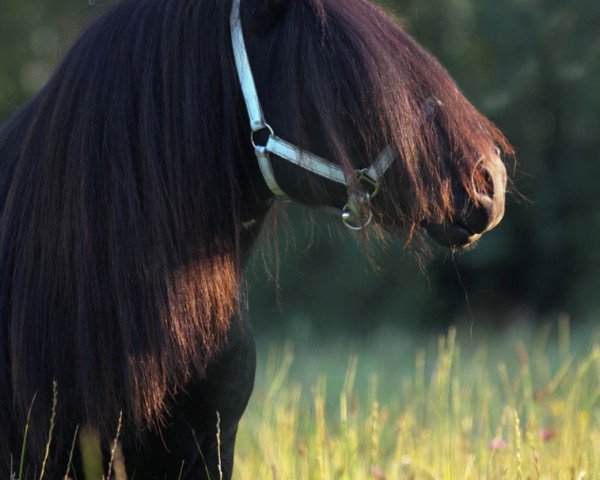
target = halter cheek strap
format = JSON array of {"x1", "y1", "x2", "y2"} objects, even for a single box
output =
[{"x1": 230, "y1": 0, "x2": 395, "y2": 230}]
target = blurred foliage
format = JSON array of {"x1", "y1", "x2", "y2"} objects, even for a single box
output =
[{"x1": 0, "y1": 0, "x2": 598, "y2": 334}]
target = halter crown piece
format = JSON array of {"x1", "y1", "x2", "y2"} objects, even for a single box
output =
[{"x1": 230, "y1": 0, "x2": 395, "y2": 230}]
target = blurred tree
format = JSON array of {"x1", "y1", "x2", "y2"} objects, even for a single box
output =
[
  {"x1": 1, "y1": 0, "x2": 598, "y2": 334},
  {"x1": 0, "y1": 0, "x2": 90, "y2": 119}
]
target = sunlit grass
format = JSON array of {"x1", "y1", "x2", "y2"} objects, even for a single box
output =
[
  {"x1": 235, "y1": 321, "x2": 600, "y2": 479},
  {"x1": 12, "y1": 321, "x2": 600, "y2": 479}
]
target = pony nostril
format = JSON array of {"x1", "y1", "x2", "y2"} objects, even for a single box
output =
[
  {"x1": 469, "y1": 155, "x2": 507, "y2": 233},
  {"x1": 473, "y1": 162, "x2": 496, "y2": 201}
]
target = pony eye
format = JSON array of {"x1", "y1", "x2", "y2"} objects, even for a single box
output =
[{"x1": 422, "y1": 97, "x2": 443, "y2": 118}]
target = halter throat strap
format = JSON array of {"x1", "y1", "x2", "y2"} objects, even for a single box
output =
[{"x1": 230, "y1": 0, "x2": 394, "y2": 230}]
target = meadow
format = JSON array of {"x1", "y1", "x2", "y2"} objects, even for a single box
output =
[
  {"x1": 235, "y1": 320, "x2": 600, "y2": 479},
  {"x1": 14, "y1": 319, "x2": 600, "y2": 479}
]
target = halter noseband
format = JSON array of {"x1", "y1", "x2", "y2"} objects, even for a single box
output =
[{"x1": 230, "y1": 0, "x2": 395, "y2": 230}]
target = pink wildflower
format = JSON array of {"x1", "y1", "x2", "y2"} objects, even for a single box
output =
[
  {"x1": 540, "y1": 428, "x2": 557, "y2": 441},
  {"x1": 489, "y1": 437, "x2": 508, "y2": 451},
  {"x1": 370, "y1": 465, "x2": 385, "y2": 479}
]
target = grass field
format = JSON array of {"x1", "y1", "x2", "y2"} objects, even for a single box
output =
[
  {"x1": 235, "y1": 320, "x2": 600, "y2": 479},
  {"x1": 14, "y1": 320, "x2": 600, "y2": 479}
]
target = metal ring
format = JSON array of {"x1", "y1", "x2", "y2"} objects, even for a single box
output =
[
  {"x1": 341, "y1": 205, "x2": 373, "y2": 231},
  {"x1": 251, "y1": 123, "x2": 274, "y2": 149}
]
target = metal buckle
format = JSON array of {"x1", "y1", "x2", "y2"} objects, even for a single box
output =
[
  {"x1": 340, "y1": 170, "x2": 381, "y2": 231},
  {"x1": 355, "y1": 169, "x2": 381, "y2": 198}
]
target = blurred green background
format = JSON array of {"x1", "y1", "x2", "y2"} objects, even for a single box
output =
[{"x1": 1, "y1": 0, "x2": 598, "y2": 337}]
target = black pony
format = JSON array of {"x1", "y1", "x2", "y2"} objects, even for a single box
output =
[{"x1": 0, "y1": 0, "x2": 511, "y2": 478}]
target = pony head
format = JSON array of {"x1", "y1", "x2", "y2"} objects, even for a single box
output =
[{"x1": 239, "y1": 0, "x2": 512, "y2": 248}]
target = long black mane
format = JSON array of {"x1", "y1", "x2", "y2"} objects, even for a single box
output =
[
  {"x1": 0, "y1": 0, "x2": 511, "y2": 471},
  {"x1": 0, "y1": 0, "x2": 249, "y2": 464}
]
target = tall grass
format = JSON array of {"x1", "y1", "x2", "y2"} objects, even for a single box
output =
[
  {"x1": 235, "y1": 322, "x2": 600, "y2": 479},
  {"x1": 12, "y1": 321, "x2": 600, "y2": 479}
]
